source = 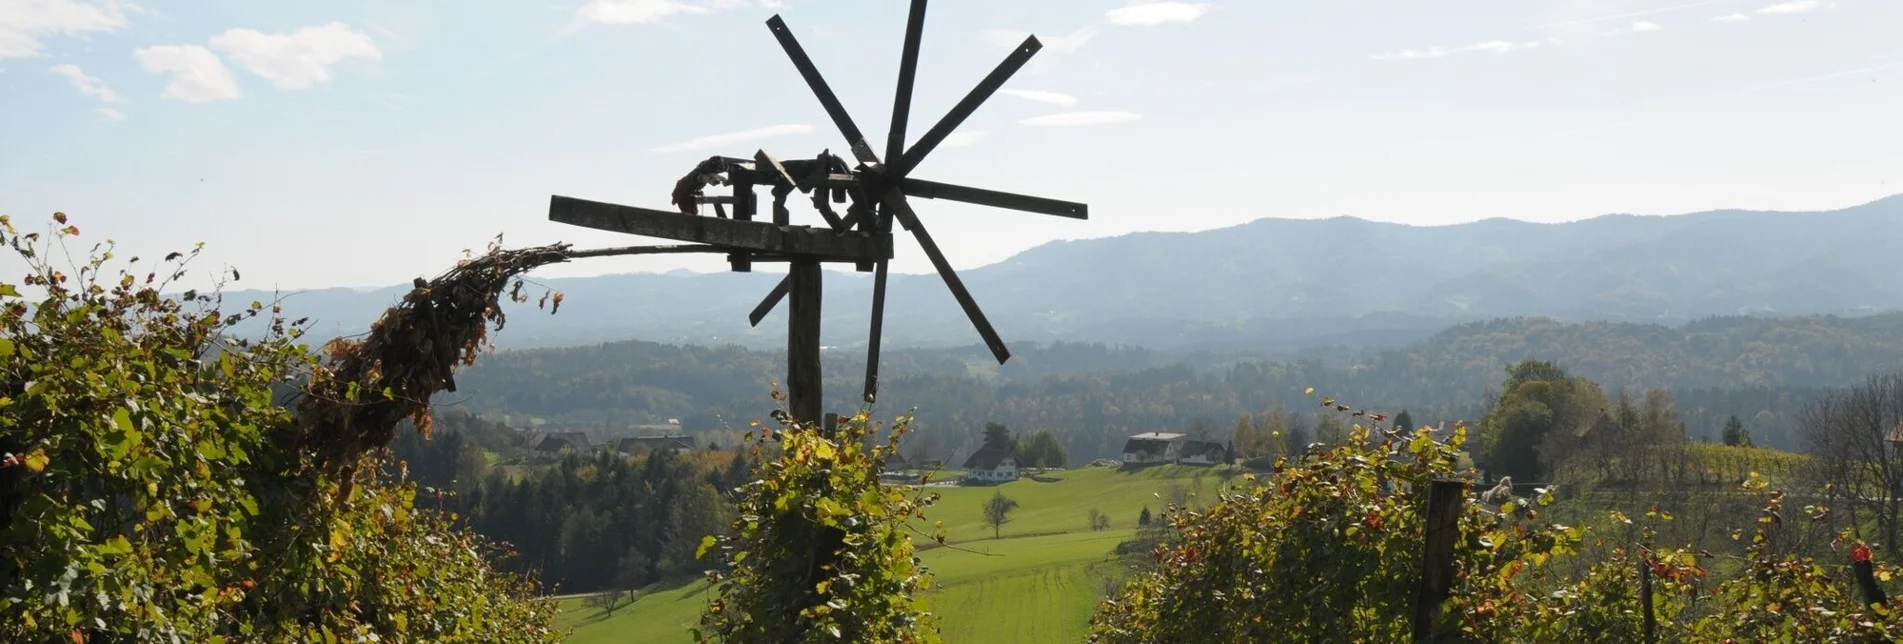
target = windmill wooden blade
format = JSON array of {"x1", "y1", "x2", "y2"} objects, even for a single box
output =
[
  {"x1": 748, "y1": 275, "x2": 792, "y2": 327},
  {"x1": 766, "y1": 15, "x2": 879, "y2": 166},
  {"x1": 880, "y1": 190, "x2": 1010, "y2": 364},
  {"x1": 863, "y1": 257, "x2": 890, "y2": 402},
  {"x1": 886, "y1": 0, "x2": 929, "y2": 167},
  {"x1": 900, "y1": 178, "x2": 1088, "y2": 219},
  {"x1": 885, "y1": 35, "x2": 1042, "y2": 181}
]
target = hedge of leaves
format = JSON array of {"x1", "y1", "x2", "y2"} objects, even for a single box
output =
[
  {"x1": 0, "y1": 214, "x2": 560, "y2": 642},
  {"x1": 695, "y1": 406, "x2": 942, "y2": 643},
  {"x1": 1090, "y1": 392, "x2": 1903, "y2": 643}
]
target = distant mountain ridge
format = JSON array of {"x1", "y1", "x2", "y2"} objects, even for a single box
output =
[{"x1": 219, "y1": 194, "x2": 1903, "y2": 351}]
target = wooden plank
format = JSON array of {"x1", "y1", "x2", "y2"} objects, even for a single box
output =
[
  {"x1": 549, "y1": 195, "x2": 891, "y2": 261},
  {"x1": 787, "y1": 260, "x2": 824, "y2": 425},
  {"x1": 881, "y1": 190, "x2": 1011, "y2": 364},
  {"x1": 863, "y1": 258, "x2": 889, "y2": 402},
  {"x1": 1412, "y1": 479, "x2": 1464, "y2": 642},
  {"x1": 732, "y1": 177, "x2": 756, "y2": 271},
  {"x1": 886, "y1": 34, "x2": 1041, "y2": 181},
  {"x1": 901, "y1": 178, "x2": 1088, "y2": 219},
  {"x1": 886, "y1": 0, "x2": 929, "y2": 164},
  {"x1": 564, "y1": 244, "x2": 732, "y2": 259},
  {"x1": 748, "y1": 276, "x2": 791, "y2": 327},
  {"x1": 766, "y1": 15, "x2": 879, "y2": 165},
  {"x1": 754, "y1": 150, "x2": 797, "y2": 187}
]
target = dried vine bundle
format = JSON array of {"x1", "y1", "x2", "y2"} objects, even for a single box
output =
[{"x1": 290, "y1": 241, "x2": 575, "y2": 475}]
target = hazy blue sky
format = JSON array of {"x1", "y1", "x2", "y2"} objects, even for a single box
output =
[{"x1": 3, "y1": 0, "x2": 1900, "y2": 291}]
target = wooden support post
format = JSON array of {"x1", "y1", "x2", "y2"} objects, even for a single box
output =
[
  {"x1": 1413, "y1": 479, "x2": 1463, "y2": 643},
  {"x1": 787, "y1": 261, "x2": 823, "y2": 427},
  {"x1": 1640, "y1": 556, "x2": 1657, "y2": 643},
  {"x1": 733, "y1": 176, "x2": 755, "y2": 272},
  {"x1": 1853, "y1": 557, "x2": 1888, "y2": 608}
]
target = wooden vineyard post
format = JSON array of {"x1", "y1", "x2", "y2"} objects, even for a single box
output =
[
  {"x1": 1413, "y1": 479, "x2": 1464, "y2": 642},
  {"x1": 1852, "y1": 545, "x2": 1887, "y2": 609},
  {"x1": 787, "y1": 260, "x2": 823, "y2": 428},
  {"x1": 1639, "y1": 556, "x2": 1657, "y2": 643}
]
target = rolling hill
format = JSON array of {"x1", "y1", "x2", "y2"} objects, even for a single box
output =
[{"x1": 217, "y1": 194, "x2": 1903, "y2": 352}]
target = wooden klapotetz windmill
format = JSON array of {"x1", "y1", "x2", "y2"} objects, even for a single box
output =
[{"x1": 547, "y1": 1, "x2": 1088, "y2": 426}]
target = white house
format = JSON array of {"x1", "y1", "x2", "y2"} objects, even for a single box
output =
[
  {"x1": 1121, "y1": 432, "x2": 1186, "y2": 464},
  {"x1": 962, "y1": 446, "x2": 1020, "y2": 484},
  {"x1": 1178, "y1": 439, "x2": 1227, "y2": 465}
]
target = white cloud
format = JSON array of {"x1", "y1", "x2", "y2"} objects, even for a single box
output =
[
  {"x1": 1628, "y1": 20, "x2": 1664, "y2": 32},
  {"x1": 575, "y1": 0, "x2": 708, "y2": 26},
  {"x1": 999, "y1": 89, "x2": 1078, "y2": 107},
  {"x1": 0, "y1": 0, "x2": 129, "y2": 60},
  {"x1": 940, "y1": 131, "x2": 988, "y2": 149},
  {"x1": 1105, "y1": 2, "x2": 1215, "y2": 26},
  {"x1": 1374, "y1": 38, "x2": 1550, "y2": 61},
  {"x1": 93, "y1": 106, "x2": 123, "y2": 121},
  {"x1": 981, "y1": 26, "x2": 1097, "y2": 55},
  {"x1": 1531, "y1": 0, "x2": 1737, "y2": 29},
  {"x1": 1757, "y1": 1, "x2": 1820, "y2": 14},
  {"x1": 49, "y1": 63, "x2": 119, "y2": 102},
  {"x1": 651, "y1": 123, "x2": 813, "y2": 153},
  {"x1": 1712, "y1": 13, "x2": 1752, "y2": 21},
  {"x1": 1369, "y1": 47, "x2": 1448, "y2": 61},
  {"x1": 133, "y1": 44, "x2": 241, "y2": 103},
  {"x1": 210, "y1": 22, "x2": 381, "y2": 89},
  {"x1": 1018, "y1": 111, "x2": 1142, "y2": 127}
]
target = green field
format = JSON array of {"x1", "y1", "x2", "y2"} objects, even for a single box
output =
[{"x1": 555, "y1": 465, "x2": 1235, "y2": 643}]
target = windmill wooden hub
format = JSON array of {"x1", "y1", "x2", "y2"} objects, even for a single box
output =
[{"x1": 548, "y1": 1, "x2": 1088, "y2": 426}]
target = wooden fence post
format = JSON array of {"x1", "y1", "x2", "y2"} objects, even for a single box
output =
[
  {"x1": 1639, "y1": 556, "x2": 1656, "y2": 643},
  {"x1": 1413, "y1": 479, "x2": 1464, "y2": 643},
  {"x1": 1853, "y1": 557, "x2": 1887, "y2": 609}
]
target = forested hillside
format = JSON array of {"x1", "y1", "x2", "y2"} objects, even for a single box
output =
[
  {"x1": 220, "y1": 195, "x2": 1903, "y2": 352},
  {"x1": 440, "y1": 312, "x2": 1902, "y2": 458}
]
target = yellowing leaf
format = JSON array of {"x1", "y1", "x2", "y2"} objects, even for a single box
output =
[{"x1": 23, "y1": 449, "x2": 49, "y2": 473}]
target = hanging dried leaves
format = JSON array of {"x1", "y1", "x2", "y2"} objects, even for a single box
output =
[{"x1": 290, "y1": 241, "x2": 575, "y2": 476}]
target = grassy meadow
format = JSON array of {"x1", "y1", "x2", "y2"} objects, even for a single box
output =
[{"x1": 554, "y1": 464, "x2": 1238, "y2": 643}]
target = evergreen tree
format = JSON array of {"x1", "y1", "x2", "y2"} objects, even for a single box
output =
[
  {"x1": 983, "y1": 421, "x2": 1015, "y2": 451},
  {"x1": 1722, "y1": 415, "x2": 1753, "y2": 447},
  {"x1": 1394, "y1": 409, "x2": 1416, "y2": 433}
]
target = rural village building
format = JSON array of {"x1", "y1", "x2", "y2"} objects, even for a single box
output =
[
  {"x1": 1121, "y1": 432, "x2": 1187, "y2": 464},
  {"x1": 1178, "y1": 439, "x2": 1229, "y2": 465},
  {"x1": 527, "y1": 431, "x2": 591, "y2": 454},
  {"x1": 616, "y1": 435, "x2": 696, "y2": 456},
  {"x1": 962, "y1": 446, "x2": 1021, "y2": 484}
]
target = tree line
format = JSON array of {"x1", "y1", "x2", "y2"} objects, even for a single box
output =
[{"x1": 441, "y1": 313, "x2": 1898, "y2": 463}]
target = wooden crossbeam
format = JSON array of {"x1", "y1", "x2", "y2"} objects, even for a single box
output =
[
  {"x1": 886, "y1": 35, "x2": 1042, "y2": 181},
  {"x1": 900, "y1": 178, "x2": 1088, "y2": 219},
  {"x1": 550, "y1": 195, "x2": 891, "y2": 262}
]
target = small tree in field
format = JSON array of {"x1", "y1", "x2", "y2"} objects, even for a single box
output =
[
  {"x1": 1087, "y1": 507, "x2": 1111, "y2": 532},
  {"x1": 982, "y1": 491, "x2": 1019, "y2": 539}
]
